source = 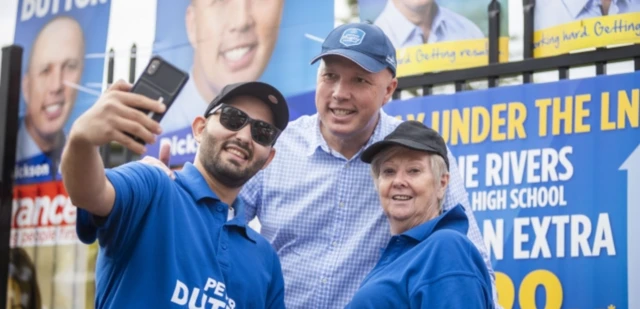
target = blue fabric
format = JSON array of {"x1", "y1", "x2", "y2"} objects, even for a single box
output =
[
  {"x1": 239, "y1": 111, "x2": 495, "y2": 309},
  {"x1": 76, "y1": 162, "x2": 285, "y2": 309},
  {"x1": 345, "y1": 205, "x2": 494, "y2": 309}
]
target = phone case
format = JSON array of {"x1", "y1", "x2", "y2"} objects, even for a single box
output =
[{"x1": 129, "y1": 55, "x2": 189, "y2": 145}]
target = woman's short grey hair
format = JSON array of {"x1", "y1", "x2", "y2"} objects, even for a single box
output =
[{"x1": 370, "y1": 145, "x2": 449, "y2": 212}]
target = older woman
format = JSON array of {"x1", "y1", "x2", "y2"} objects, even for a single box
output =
[{"x1": 345, "y1": 121, "x2": 495, "y2": 309}]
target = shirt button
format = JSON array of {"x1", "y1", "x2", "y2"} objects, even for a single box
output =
[
  {"x1": 222, "y1": 243, "x2": 227, "y2": 250},
  {"x1": 321, "y1": 278, "x2": 327, "y2": 284},
  {"x1": 339, "y1": 202, "x2": 344, "y2": 208},
  {"x1": 217, "y1": 205, "x2": 224, "y2": 212},
  {"x1": 331, "y1": 241, "x2": 337, "y2": 247}
]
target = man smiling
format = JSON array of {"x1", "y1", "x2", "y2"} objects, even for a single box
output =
[
  {"x1": 17, "y1": 16, "x2": 85, "y2": 162},
  {"x1": 160, "y1": 0, "x2": 284, "y2": 134}
]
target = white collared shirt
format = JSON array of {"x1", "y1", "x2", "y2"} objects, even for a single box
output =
[
  {"x1": 373, "y1": 1, "x2": 484, "y2": 49},
  {"x1": 534, "y1": 0, "x2": 640, "y2": 30}
]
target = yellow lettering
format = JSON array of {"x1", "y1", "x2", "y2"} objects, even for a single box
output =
[
  {"x1": 471, "y1": 107, "x2": 490, "y2": 144},
  {"x1": 601, "y1": 92, "x2": 616, "y2": 131},
  {"x1": 451, "y1": 108, "x2": 470, "y2": 145},
  {"x1": 507, "y1": 102, "x2": 527, "y2": 140},
  {"x1": 496, "y1": 272, "x2": 515, "y2": 309},
  {"x1": 536, "y1": 98, "x2": 552, "y2": 137},
  {"x1": 491, "y1": 104, "x2": 507, "y2": 141},
  {"x1": 441, "y1": 110, "x2": 451, "y2": 143},
  {"x1": 552, "y1": 97, "x2": 573, "y2": 135},
  {"x1": 618, "y1": 89, "x2": 639, "y2": 129},
  {"x1": 431, "y1": 111, "x2": 440, "y2": 135},
  {"x1": 574, "y1": 94, "x2": 591, "y2": 133},
  {"x1": 519, "y1": 270, "x2": 563, "y2": 309}
]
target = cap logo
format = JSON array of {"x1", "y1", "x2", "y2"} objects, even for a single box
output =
[
  {"x1": 268, "y1": 94, "x2": 278, "y2": 104},
  {"x1": 386, "y1": 55, "x2": 396, "y2": 68},
  {"x1": 339, "y1": 28, "x2": 366, "y2": 47}
]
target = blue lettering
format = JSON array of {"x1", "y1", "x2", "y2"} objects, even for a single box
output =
[
  {"x1": 594, "y1": 19, "x2": 640, "y2": 37},
  {"x1": 533, "y1": 33, "x2": 561, "y2": 49}
]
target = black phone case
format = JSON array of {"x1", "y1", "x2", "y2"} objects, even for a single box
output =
[{"x1": 128, "y1": 55, "x2": 189, "y2": 145}]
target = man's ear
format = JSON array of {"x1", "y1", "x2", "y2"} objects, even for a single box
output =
[
  {"x1": 185, "y1": 4, "x2": 197, "y2": 49},
  {"x1": 260, "y1": 148, "x2": 276, "y2": 171},
  {"x1": 382, "y1": 77, "x2": 398, "y2": 107},
  {"x1": 192, "y1": 116, "x2": 207, "y2": 144},
  {"x1": 22, "y1": 74, "x2": 30, "y2": 104}
]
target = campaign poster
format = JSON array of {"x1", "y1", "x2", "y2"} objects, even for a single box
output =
[
  {"x1": 383, "y1": 71, "x2": 640, "y2": 308},
  {"x1": 146, "y1": 0, "x2": 334, "y2": 167},
  {"x1": 359, "y1": 0, "x2": 510, "y2": 77},
  {"x1": 533, "y1": 0, "x2": 640, "y2": 58},
  {"x1": 7, "y1": 0, "x2": 111, "y2": 308}
]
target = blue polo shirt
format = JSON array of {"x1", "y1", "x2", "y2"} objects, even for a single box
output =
[
  {"x1": 345, "y1": 205, "x2": 494, "y2": 309},
  {"x1": 76, "y1": 162, "x2": 285, "y2": 309}
]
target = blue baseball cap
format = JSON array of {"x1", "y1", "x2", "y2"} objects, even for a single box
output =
[{"x1": 310, "y1": 22, "x2": 397, "y2": 77}]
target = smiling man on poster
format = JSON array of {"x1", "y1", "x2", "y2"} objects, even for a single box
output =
[
  {"x1": 159, "y1": 0, "x2": 284, "y2": 135},
  {"x1": 15, "y1": 16, "x2": 85, "y2": 181}
]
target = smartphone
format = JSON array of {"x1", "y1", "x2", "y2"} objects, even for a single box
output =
[{"x1": 128, "y1": 55, "x2": 189, "y2": 145}]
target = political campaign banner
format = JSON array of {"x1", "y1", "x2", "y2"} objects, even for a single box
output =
[
  {"x1": 359, "y1": 0, "x2": 510, "y2": 77},
  {"x1": 145, "y1": 0, "x2": 334, "y2": 167},
  {"x1": 12, "y1": 0, "x2": 111, "y2": 186},
  {"x1": 382, "y1": 71, "x2": 640, "y2": 309},
  {"x1": 7, "y1": 1, "x2": 111, "y2": 308},
  {"x1": 533, "y1": 0, "x2": 640, "y2": 58}
]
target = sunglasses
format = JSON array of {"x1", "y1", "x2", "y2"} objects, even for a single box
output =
[{"x1": 208, "y1": 104, "x2": 281, "y2": 146}]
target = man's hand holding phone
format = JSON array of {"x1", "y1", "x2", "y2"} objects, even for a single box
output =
[{"x1": 68, "y1": 80, "x2": 166, "y2": 155}]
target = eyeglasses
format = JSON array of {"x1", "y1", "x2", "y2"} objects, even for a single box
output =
[{"x1": 208, "y1": 104, "x2": 281, "y2": 146}]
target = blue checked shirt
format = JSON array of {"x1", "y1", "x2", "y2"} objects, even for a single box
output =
[{"x1": 239, "y1": 110, "x2": 499, "y2": 309}]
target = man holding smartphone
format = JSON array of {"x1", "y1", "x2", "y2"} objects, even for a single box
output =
[{"x1": 61, "y1": 79, "x2": 289, "y2": 308}]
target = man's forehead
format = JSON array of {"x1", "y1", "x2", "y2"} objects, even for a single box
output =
[
  {"x1": 321, "y1": 56, "x2": 371, "y2": 74},
  {"x1": 226, "y1": 95, "x2": 274, "y2": 122}
]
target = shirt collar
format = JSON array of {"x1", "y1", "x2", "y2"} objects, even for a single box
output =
[
  {"x1": 175, "y1": 162, "x2": 256, "y2": 242},
  {"x1": 563, "y1": 0, "x2": 624, "y2": 18},
  {"x1": 381, "y1": 1, "x2": 445, "y2": 45},
  {"x1": 400, "y1": 204, "x2": 469, "y2": 242},
  {"x1": 305, "y1": 110, "x2": 393, "y2": 159}
]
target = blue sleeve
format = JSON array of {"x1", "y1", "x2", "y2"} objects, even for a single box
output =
[
  {"x1": 239, "y1": 170, "x2": 263, "y2": 223},
  {"x1": 266, "y1": 250, "x2": 285, "y2": 309},
  {"x1": 410, "y1": 231, "x2": 495, "y2": 309},
  {"x1": 76, "y1": 162, "x2": 167, "y2": 257},
  {"x1": 410, "y1": 276, "x2": 493, "y2": 309}
]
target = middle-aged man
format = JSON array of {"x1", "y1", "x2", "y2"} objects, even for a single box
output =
[
  {"x1": 154, "y1": 22, "x2": 501, "y2": 309},
  {"x1": 61, "y1": 80, "x2": 289, "y2": 308},
  {"x1": 160, "y1": 0, "x2": 284, "y2": 134},
  {"x1": 16, "y1": 16, "x2": 85, "y2": 174},
  {"x1": 373, "y1": 0, "x2": 484, "y2": 49},
  {"x1": 534, "y1": 0, "x2": 640, "y2": 30}
]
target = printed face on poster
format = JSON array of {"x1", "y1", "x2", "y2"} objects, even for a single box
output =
[
  {"x1": 12, "y1": 0, "x2": 111, "y2": 186},
  {"x1": 533, "y1": 0, "x2": 640, "y2": 57},
  {"x1": 358, "y1": 0, "x2": 510, "y2": 77},
  {"x1": 146, "y1": 0, "x2": 334, "y2": 167}
]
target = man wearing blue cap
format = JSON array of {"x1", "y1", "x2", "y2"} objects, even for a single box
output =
[
  {"x1": 240, "y1": 21, "x2": 499, "y2": 309},
  {"x1": 153, "y1": 22, "x2": 500, "y2": 308}
]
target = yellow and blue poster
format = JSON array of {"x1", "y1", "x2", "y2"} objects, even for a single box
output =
[
  {"x1": 534, "y1": 0, "x2": 640, "y2": 58},
  {"x1": 358, "y1": 0, "x2": 510, "y2": 77},
  {"x1": 147, "y1": 0, "x2": 334, "y2": 167},
  {"x1": 383, "y1": 71, "x2": 640, "y2": 308}
]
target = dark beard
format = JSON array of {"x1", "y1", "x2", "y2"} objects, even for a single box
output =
[{"x1": 199, "y1": 132, "x2": 268, "y2": 188}]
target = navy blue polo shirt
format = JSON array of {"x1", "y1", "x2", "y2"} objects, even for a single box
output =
[
  {"x1": 345, "y1": 205, "x2": 494, "y2": 309},
  {"x1": 76, "y1": 162, "x2": 285, "y2": 309}
]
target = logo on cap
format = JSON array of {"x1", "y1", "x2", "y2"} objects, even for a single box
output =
[
  {"x1": 268, "y1": 95, "x2": 278, "y2": 104},
  {"x1": 339, "y1": 28, "x2": 366, "y2": 47}
]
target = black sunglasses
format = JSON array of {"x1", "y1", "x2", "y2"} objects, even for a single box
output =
[{"x1": 208, "y1": 104, "x2": 281, "y2": 146}]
